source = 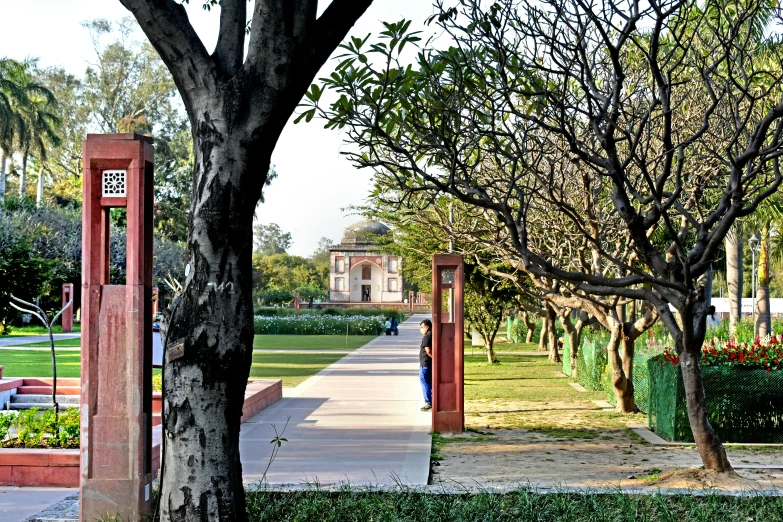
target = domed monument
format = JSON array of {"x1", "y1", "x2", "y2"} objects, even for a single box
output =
[{"x1": 329, "y1": 219, "x2": 403, "y2": 303}]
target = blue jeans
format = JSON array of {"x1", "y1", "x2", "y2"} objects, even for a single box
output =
[{"x1": 419, "y1": 366, "x2": 432, "y2": 406}]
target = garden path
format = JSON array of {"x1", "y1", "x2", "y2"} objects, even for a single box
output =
[
  {"x1": 238, "y1": 314, "x2": 433, "y2": 486},
  {"x1": 0, "y1": 333, "x2": 80, "y2": 348}
]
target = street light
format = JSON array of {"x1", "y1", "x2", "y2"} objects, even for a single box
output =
[{"x1": 749, "y1": 234, "x2": 761, "y2": 318}]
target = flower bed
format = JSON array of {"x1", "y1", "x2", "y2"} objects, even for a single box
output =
[
  {"x1": 253, "y1": 314, "x2": 385, "y2": 335},
  {"x1": 647, "y1": 346, "x2": 783, "y2": 443},
  {"x1": 0, "y1": 408, "x2": 80, "y2": 449}
]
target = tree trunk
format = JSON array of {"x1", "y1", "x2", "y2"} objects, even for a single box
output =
[
  {"x1": 36, "y1": 165, "x2": 44, "y2": 206},
  {"x1": 546, "y1": 304, "x2": 560, "y2": 363},
  {"x1": 725, "y1": 228, "x2": 743, "y2": 335},
  {"x1": 606, "y1": 326, "x2": 636, "y2": 413},
  {"x1": 0, "y1": 150, "x2": 7, "y2": 203},
  {"x1": 19, "y1": 152, "x2": 28, "y2": 197},
  {"x1": 538, "y1": 313, "x2": 549, "y2": 351},
  {"x1": 756, "y1": 225, "x2": 771, "y2": 337},
  {"x1": 522, "y1": 311, "x2": 535, "y2": 343},
  {"x1": 159, "y1": 124, "x2": 264, "y2": 521},
  {"x1": 678, "y1": 333, "x2": 733, "y2": 471},
  {"x1": 482, "y1": 334, "x2": 496, "y2": 364}
]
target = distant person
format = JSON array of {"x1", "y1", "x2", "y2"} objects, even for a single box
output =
[
  {"x1": 706, "y1": 305, "x2": 721, "y2": 331},
  {"x1": 385, "y1": 317, "x2": 392, "y2": 335},
  {"x1": 390, "y1": 315, "x2": 399, "y2": 335},
  {"x1": 419, "y1": 319, "x2": 433, "y2": 411},
  {"x1": 308, "y1": 297, "x2": 314, "y2": 309}
]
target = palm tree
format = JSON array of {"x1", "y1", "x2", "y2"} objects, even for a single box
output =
[
  {"x1": 0, "y1": 58, "x2": 30, "y2": 203},
  {"x1": 725, "y1": 226, "x2": 743, "y2": 335},
  {"x1": 14, "y1": 60, "x2": 60, "y2": 199}
]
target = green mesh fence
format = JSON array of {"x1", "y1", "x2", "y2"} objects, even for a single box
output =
[
  {"x1": 562, "y1": 336, "x2": 572, "y2": 377},
  {"x1": 575, "y1": 340, "x2": 608, "y2": 391},
  {"x1": 647, "y1": 356, "x2": 783, "y2": 443}
]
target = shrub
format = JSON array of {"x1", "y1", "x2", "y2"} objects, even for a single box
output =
[
  {"x1": 0, "y1": 407, "x2": 80, "y2": 448},
  {"x1": 254, "y1": 314, "x2": 385, "y2": 335}
]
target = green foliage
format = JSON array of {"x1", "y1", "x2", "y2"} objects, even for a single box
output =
[
  {"x1": 253, "y1": 223, "x2": 292, "y2": 255},
  {"x1": 253, "y1": 314, "x2": 385, "y2": 335},
  {"x1": 0, "y1": 407, "x2": 80, "y2": 448},
  {"x1": 0, "y1": 207, "x2": 54, "y2": 334},
  {"x1": 246, "y1": 488, "x2": 783, "y2": 521},
  {"x1": 253, "y1": 252, "x2": 328, "y2": 302}
]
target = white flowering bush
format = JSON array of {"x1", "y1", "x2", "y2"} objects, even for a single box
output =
[{"x1": 254, "y1": 314, "x2": 385, "y2": 335}]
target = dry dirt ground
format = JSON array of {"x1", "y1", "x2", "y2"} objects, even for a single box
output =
[{"x1": 431, "y1": 399, "x2": 783, "y2": 491}]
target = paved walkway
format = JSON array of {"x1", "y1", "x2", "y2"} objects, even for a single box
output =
[
  {"x1": 239, "y1": 314, "x2": 432, "y2": 486},
  {"x1": 0, "y1": 333, "x2": 81, "y2": 348}
]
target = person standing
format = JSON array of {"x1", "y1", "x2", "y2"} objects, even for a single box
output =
[
  {"x1": 419, "y1": 319, "x2": 433, "y2": 411},
  {"x1": 706, "y1": 305, "x2": 721, "y2": 332}
]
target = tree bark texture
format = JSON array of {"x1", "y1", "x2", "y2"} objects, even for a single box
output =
[
  {"x1": 546, "y1": 304, "x2": 560, "y2": 363},
  {"x1": 19, "y1": 152, "x2": 27, "y2": 197},
  {"x1": 522, "y1": 311, "x2": 535, "y2": 343},
  {"x1": 756, "y1": 226, "x2": 771, "y2": 337},
  {"x1": 673, "y1": 302, "x2": 734, "y2": 472},
  {"x1": 118, "y1": 0, "x2": 375, "y2": 519},
  {"x1": 538, "y1": 314, "x2": 549, "y2": 351},
  {"x1": 606, "y1": 327, "x2": 636, "y2": 413},
  {"x1": 725, "y1": 229, "x2": 743, "y2": 334}
]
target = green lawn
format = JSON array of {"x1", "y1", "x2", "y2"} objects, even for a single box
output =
[
  {"x1": 464, "y1": 353, "x2": 603, "y2": 402},
  {"x1": 12, "y1": 335, "x2": 375, "y2": 350},
  {"x1": 0, "y1": 349, "x2": 343, "y2": 388},
  {"x1": 0, "y1": 350, "x2": 82, "y2": 378},
  {"x1": 250, "y1": 352, "x2": 345, "y2": 387},
  {"x1": 253, "y1": 335, "x2": 376, "y2": 350},
  {"x1": 2, "y1": 324, "x2": 81, "y2": 336},
  {"x1": 245, "y1": 490, "x2": 783, "y2": 522}
]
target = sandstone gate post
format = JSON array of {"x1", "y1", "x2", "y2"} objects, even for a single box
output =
[
  {"x1": 80, "y1": 133, "x2": 154, "y2": 520},
  {"x1": 431, "y1": 254, "x2": 464, "y2": 433}
]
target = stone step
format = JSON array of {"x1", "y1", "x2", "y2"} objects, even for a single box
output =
[
  {"x1": 9, "y1": 394, "x2": 80, "y2": 404},
  {"x1": 6, "y1": 402, "x2": 81, "y2": 411},
  {"x1": 16, "y1": 385, "x2": 80, "y2": 395}
]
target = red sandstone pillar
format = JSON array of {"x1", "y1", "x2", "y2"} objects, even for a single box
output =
[
  {"x1": 409, "y1": 290, "x2": 414, "y2": 315},
  {"x1": 80, "y1": 134, "x2": 154, "y2": 520},
  {"x1": 62, "y1": 283, "x2": 74, "y2": 333},
  {"x1": 431, "y1": 254, "x2": 464, "y2": 433}
]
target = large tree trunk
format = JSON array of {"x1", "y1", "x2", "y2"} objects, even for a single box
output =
[
  {"x1": 756, "y1": 225, "x2": 771, "y2": 337},
  {"x1": 0, "y1": 150, "x2": 7, "y2": 203},
  {"x1": 522, "y1": 311, "x2": 535, "y2": 343},
  {"x1": 159, "y1": 122, "x2": 264, "y2": 521},
  {"x1": 725, "y1": 228, "x2": 743, "y2": 335},
  {"x1": 606, "y1": 325, "x2": 636, "y2": 413},
  {"x1": 677, "y1": 302, "x2": 733, "y2": 472},
  {"x1": 19, "y1": 152, "x2": 28, "y2": 197}
]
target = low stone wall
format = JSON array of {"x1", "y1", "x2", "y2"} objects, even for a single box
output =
[{"x1": 0, "y1": 379, "x2": 282, "y2": 487}]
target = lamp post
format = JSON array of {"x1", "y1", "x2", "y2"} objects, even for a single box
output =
[{"x1": 749, "y1": 234, "x2": 760, "y2": 319}]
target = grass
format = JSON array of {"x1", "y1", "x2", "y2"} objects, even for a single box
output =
[
  {"x1": 1, "y1": 324, "x2": 81, "y2": 336},
  {"x1": 0, "y1": 349, "x2": 82, "y2": 377},
  {"x1": 244, "y1": 489, "x2": 783, "y2": 521},
  {"x1": 12, "y1": 338, "x2": 81, "y2": 348},
  {"x1": 10, "y1": 335, "x2": 375, "y2": 350},
  {"x1": 249, "y1": 352, "x2": 345, "y2": 387},
  {"x1": 0, "y1": 349, "x2": 344, "y2": 388},
  {"x1": 464, "y1": 354, "x2": 604, "y2": 402},
  {"x1": 253, "y1": 335, "x2": 377, "y2": 350}
]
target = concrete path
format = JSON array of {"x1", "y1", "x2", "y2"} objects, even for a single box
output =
[
  {"x1": 0, "y1": 487, "x2": 74, "y2": 521},
  {"x1": 0, "y1": 334, "x2": 81, "y2": 348},
  {"x1": 239, "y1": 314, "x2": 432, "y2": 486}
]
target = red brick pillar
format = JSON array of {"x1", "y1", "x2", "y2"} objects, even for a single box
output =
[
  {"x1": 80, "y1": 134, "x2": 154, "y2": 520},
  {"x1": 62, "y1": 283, "x2": 74, "y2": 333},
  {"x1": 409, "y1": 290, "x2": 414, "y2": 315},
  {"x1": 431, "y1": 254, "x2": 464, "y2": 433}
]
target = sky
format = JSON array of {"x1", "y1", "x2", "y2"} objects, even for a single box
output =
[{"x1": 0, "y1": 0, "x2": 436, "y2": 257}]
